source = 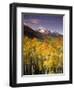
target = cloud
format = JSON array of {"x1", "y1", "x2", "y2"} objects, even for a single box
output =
[
  {"x1": 24, "y1": 19, "x2": 41, "y2": 25},
  {"x1": 30, "y1": 19, "x2": 40, "y2": 24}
]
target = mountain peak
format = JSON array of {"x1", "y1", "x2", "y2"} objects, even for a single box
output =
[
  {"x1": 23, "y1": 24, "x2": 63, "y2": 40},
  {"x1": 38, "y1": 29, "x2": 45, "y2": 33},
  {"x1": 37, "y1": 26, "x2": 49, "y2": 34}
]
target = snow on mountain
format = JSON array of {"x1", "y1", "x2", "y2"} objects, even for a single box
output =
[{"x1": 37, "y1": 26, "x2": 49, "y2": 34}]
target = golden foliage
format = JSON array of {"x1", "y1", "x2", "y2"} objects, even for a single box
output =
[{"x1": 23, "y1": 36, "x2": 63, "y2": 74}]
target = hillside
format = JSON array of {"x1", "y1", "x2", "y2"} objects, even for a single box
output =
[{"x1": 23, "y1": 25, "x2": 63, "y2": 40}]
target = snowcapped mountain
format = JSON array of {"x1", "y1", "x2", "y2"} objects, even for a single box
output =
[
  {"x1": 37, "y1": 26, "x2": 49, "y2": 34},
  {"x1": 23, "y1": 25, "x2": 63, "y2": 39}
]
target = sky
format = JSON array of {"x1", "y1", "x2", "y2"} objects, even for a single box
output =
[{"x1": 22, "y1": 13, "x2": 63, "y2": 34}]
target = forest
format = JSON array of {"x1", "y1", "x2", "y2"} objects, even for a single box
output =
[{"x1": 23, "y1": 34, "x2": 63, "y2": 75}]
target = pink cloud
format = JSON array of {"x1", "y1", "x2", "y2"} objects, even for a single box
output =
[{"x1": 30, "y1": 19, "x2": 40, "y2": 24}]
